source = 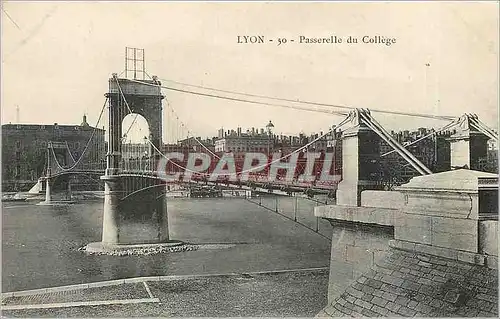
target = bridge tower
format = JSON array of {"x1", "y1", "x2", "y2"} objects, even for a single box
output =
[
  {"x1": 336, "y1": 109, "x2": 383, "y2": 206},
  {"x1": 100, "y1": 68, "x2": 168, "y2": 245},
  {"x1": 448, "y1": 114, "x2": 490, "y2": 171},
  {"x1": 41, "y1": 141, "x2": 73, "y2": 205}
]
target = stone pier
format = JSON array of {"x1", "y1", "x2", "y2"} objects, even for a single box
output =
[
  {"x1": 44, "y1": 177, "x2": 52, "y2": 204},
  {"x1": 89, "y1": 74, "x2": 176, "y2": 251}
]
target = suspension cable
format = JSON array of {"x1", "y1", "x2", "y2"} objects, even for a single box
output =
[
  {"x1": 126, "y1": 78, "x2": 349, "y2": 117},
  {"x1": 380, "y1": 119, "x2": 460, "y2": 157},
  {"x1": 164, "y1": 96, "x2": 327, "y2": 177},
  {"x1": 245, "y1": 197, "x2": 331, "y2": 241},
  {"x1": 122, "y1": 113, "x2": 141, "y2": 142},
  {"x1": 358, "y1": 111, "x2": 432, "y2": 175},
  {"x1": 49, "y1": 97, "x2": 108, "y2": 172},
  {"x1": 164, "y1": 97, "x2": 222, "y2": 160},
  {"x1": 468, "y1": 114, "x2": 498, "y2": 141},
  {"x1": 154, "y1": 77, "x2": 455, "y2": 121},
  {"x1": 146, "y1": 115, "x2": 350, "y2": 178},
  {"x1": 65, "y1": 141, "x2": 77, "y2": 164},
  {"x1": 163, "y1": 94, "x2": 348, "y2": 175},
  {"x1": 113, "y1": 77, "x2": 348, "y2": 179}
]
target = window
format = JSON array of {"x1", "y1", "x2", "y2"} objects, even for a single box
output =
[
  {"x1": 15, "y1": 140, "x2": 21, "y2": 149},
  {"x1": 15, "y1": 152, "x2": 21, "y2": 161}
]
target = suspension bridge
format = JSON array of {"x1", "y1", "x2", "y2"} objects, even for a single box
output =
[{"x1": 36, "y1": 49, "x2": 497, "y2": 247}]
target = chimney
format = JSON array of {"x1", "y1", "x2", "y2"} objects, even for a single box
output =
[{"x1": 81, "y1": 114, "x2": 89, "y2": 127}]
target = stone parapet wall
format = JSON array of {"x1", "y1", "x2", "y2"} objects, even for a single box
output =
[
  {"x1": 324, "y1": 222, "x2": 393, "y2": 304},
  {"x1": 315, "y1": 205, "x2": 398, "y2": 227},
  {"x1": 393, "y1": 170, "x2": 497, "y2": 255},
  {"x1": 360, "y1": 191, "x2": 405, "y2": 209},
  {"x1": 394, "y1": 212, "x2": 479, "y2": 253}
]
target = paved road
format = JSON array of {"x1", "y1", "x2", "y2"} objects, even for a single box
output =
[{"x1": 2, "y1": 269, "x2": 329, "y2": 317}]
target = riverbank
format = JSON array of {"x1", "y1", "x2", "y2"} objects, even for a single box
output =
[{"x1": 2, "y1": 191, "x2": 105, "y2": 202}]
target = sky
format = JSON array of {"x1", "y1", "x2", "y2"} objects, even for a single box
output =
[{"x1": 1, "y1": 1, "x2": 498, "y2": 143}]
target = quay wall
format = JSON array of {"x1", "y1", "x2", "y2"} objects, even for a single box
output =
[{"x1": 315, "y1": 170, "x2": 499, "y2": 317}]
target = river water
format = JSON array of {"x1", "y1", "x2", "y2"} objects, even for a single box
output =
[
  {"x1": 2, "y1": 195, "x2": 394, "y2": 294},
  {"x1": 2, "y1": 196, "x2": 337, "y2": 292}
]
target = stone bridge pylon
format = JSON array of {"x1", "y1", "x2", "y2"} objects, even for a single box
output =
[{"x1": 93, "y1": 73, "x2": 174, "y2": 250}]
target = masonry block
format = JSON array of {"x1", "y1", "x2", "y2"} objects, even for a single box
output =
[
  {"x1": 431, "y1": 217, "x2": 478, "y2": 253},
  {"x1": 315, "y1": 205, "x2": 397, "y2": 227},
  {"x1": 361, "y1": 191, "x2": 405, "y2": 209},
  {"x1": 479, "y1": 220, "x2": 498, "y2": 256},
  {"x1": 336, "y1": 114, "x2": 381, "y2": 206},
  {"x1": 336, "y1": 182, "x2": 361, "y2": 207},
  {"x1": 405, "y1": 192, "x2": 477, "y2": 219},
  {"x1": 394, "y1": 170, "x2": 497, "y2": 255},
  {"x1": 433, "y1": 230, "x2": 477, "y2": 253},
  {"x1": 395, "y1": 214, "x2": 432, "y2": 245}
]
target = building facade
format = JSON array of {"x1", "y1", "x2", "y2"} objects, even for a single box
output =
[
  {"x1": 2, "y1": 116, "x2": 105, "y2": 191},
  {"x1": 378, "y1": 128, "x2": 452, "y2": 188},
  {"x1": 178, "y1": 137, "x2": 216, "y2": 153},
  {"x1": 214, "y1": 128, "x2": 273, "y2": 153}
]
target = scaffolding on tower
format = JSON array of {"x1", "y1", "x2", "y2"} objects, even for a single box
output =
[{"x1": 124, "y1": 47, "x2": 146, "y2": 80}]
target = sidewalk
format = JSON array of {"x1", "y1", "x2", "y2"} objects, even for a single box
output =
[{"x1": 1, "y1": 268, "x2": 328, "y2": 317}]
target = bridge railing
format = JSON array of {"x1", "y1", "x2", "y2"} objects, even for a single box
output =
[{"x1": 156, "y1": 169, "x2": 340, "y2": 189}]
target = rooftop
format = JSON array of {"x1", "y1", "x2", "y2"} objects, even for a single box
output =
[{"x1": 2, "y1": 123, "x2": 104, "y2": 132}]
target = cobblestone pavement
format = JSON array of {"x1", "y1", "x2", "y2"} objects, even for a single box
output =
[
  {"x1": 319, "y1": 249, "x2": 499, "y2": 318},
  {"x1": 1, "y1": 269, "x2": 328, "y2": 317}
]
